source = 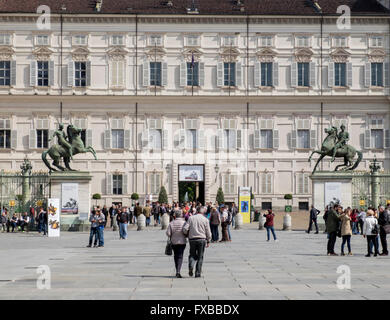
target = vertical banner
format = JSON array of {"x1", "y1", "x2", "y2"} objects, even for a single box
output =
[
  {"x1": 48, "y1": 198, "x2": 60, "y2": 237},
  {"x1": 238, "y1": 186, "x2": 251, "y2": 224},
  {"x1": 61, "y1": 183, "x2": 79, "y2": 214}
]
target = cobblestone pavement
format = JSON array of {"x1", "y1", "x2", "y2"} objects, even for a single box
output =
[{"x1": 0, "y1": 224, "x2": 389, "y2": 300}]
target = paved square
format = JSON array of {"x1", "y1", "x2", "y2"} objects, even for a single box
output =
[{"x1": 0, "y1": 225, "x2": 389, "y2": 300}]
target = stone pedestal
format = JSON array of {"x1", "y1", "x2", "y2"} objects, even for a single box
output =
[
  {"x1": 49, "y1": 171, "x2": 92, "y2": 231},
  {"x1": 283, "y1": 214, "x2": 292, "y2": 231},
  {"x1": 235, "y1": 213, "x2": 243, "y2": 230},
  {"x1": 137, "y1": 214, "x2": 146, "y2": 231},
  {"x1": 161, "y1": 213, "x2": 169, "y2": 230},
  {"x1": 310, "y1": 171, "x2": 353, "y2": 231},
  {"x1": 258, "y1": 215, "x2": 266, "y2": 230}
]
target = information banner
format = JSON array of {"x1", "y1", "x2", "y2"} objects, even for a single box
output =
[
  {"x1": 238, "y1": 186, "x2": 251, "y2": 224},
  {"x1": 179, "y1": 165, "x2": 204, "y2": 182},
  {"x1": 48, "y1": 198, "x2": 60, "y2": 237},
  {"x1": 61, "y1": 183, "x2": 79, "y2": 214},
  {"x1": 325, "y1": 182, "x2": 342, "y2": 207}
]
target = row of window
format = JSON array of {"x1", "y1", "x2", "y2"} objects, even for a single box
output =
[
  {"x1": 106, "y1": 172, "x2": 311, "y2": 196},
  {"x1": 0, "y1": 34, "x2": 385, "y2": 49},
  {"x1": 1, "y1": 127, "x2": 388, "y2": 150},
  {"x1": 2, "y1": 60, "x2": 388, "y2": 88}
]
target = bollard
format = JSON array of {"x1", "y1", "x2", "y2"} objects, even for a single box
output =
[
  {"x1": 112, "y1": 214, "x2": 118, "y2": 231},
  {"x1": 258, "y1": 214, "x2": 266, "y2": 230},
  {"x1": 283, "y1": 213, "x2": 292, "y2": 231},
  {"x1": 137, "y1": 214, "x2": 146, "y2": 231},
  {"x1": 161, "y1": 213, "x2": 170, "y2": 230},
  {"x1": 234, "y1": 213, "x2": 243, "y2": 230}
]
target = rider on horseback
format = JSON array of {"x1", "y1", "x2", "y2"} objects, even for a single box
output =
[
  {"x1": 49, "y1": 123, "x2": 73, "y2": 160},
  {"x1": 331, "y1": 124, "x2": 349, "y2": 163}
]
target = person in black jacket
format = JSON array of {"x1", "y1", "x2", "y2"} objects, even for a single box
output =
[
  {"x1": 37, "y1": 207, "x2": 47, "y2": 236},
  {"x1": 116, "y1": 208, "x2": 129, "y2": 239},
  {"x1": 306, "y1": 205, "x2": 320, "y2": 234},
  {"x1": 378, "y1": 206, "x2": 389, "y2": 256}
]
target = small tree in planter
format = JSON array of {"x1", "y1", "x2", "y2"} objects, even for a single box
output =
[
  {"x1": 284, "y1": 194, "x2": 293, "y2": 212},
  {"x1": 216, "y1": 187, "x2": 225, "y2": 204},
  {"x1": 158, "y1": 186, "x2": 168, "y2": 204},
  {"x1": 92, "y1": 193, "x2": 101, "y2": 206},
  {"x1": 131, "y1": 193, "x2": 139, "y2": 205}
]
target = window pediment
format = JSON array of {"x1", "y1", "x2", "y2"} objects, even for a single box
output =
[
  {"x1": 146, "y1": 47, "x2": 166, "y2": 60},
  {"x1": 182, "y1": 48, "x2": 203, "y2": 62},
  {"x1": 294, "y1": 48, "x2": 313, "y2": 63},
  {"x1": 71, "y1": 47, "x2": 90, "y2": 61},
  {"x1": 32, "y1": 46, "x2": 53, "y2": 60},
  {"x1": 220, "y1": 47, "x2": 240, "y2": 62},
  {"x1": 368, "y1": 49, "x2": 386, "y2": 63},
  {"x1": 330, "y1": 48, "x2": 350, "y2": 63},
  {"x1": 107, "y1": 47, "x2": 128, "y2": 60},
  {"x1": 0, "y1": 46, "x2": 14, "y2": 60},
  {"x1": 256, "y1": 48, "x2": 277, "y2": 62}
]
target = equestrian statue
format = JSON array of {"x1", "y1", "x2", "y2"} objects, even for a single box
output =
[
  {"x1": 42, "y1": 123, "x2": 97, "y2": 172},
  {"x1": 308, "y1": 125, "x2": 362, "y2": 174}
]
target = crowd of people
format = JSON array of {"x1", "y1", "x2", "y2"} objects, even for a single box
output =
[
  {"x1": 0, "y1": 207, "x2": 48, "y2": 235},
  {"x1": 321, "y1": 204, "x2": 390, "y2": 257}
]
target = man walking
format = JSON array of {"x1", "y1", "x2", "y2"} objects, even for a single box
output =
[
  {"x1": 183, "y1": 206, "x2": 211, "y2": 278},
  {"x1": 37, "y1": 207, "x2": 47, "y2": 236},
  {"x1": 134, "y1": 202, "x2": 142, "y2": 224},
  {"x1": 307, "y1": 205, "x2": 320, "y2": 234},
  {"x1": 143, "y1": 201, "x2": 152, "y2": 227},
  {"x1": 102, "y1": 205, "x2": 108, "y2": 228},
  {"x1": 231, "y1": 202, "x2": 238, "y2": 228},
  {"x1": 117, "y1": 208, "x2": 129, "y2": 239},
  {"x1": 96, "y1": 209, "x2": 105, "y2": 247},
  {"x1": 87, "y1": 209, "x2": 100, "y2": 247},
  {"x1": 378, "y1": 205, "x2": 389, "y2": 256},
  {"x1": 326, "y1": 204, "x2": 340, "y2": 256},
  {"x1": 209, "y1": 207, "x2": 220, "y2": 242}
]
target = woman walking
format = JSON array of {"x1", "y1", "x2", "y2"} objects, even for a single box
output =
[
  {"x1": 264, "y1": 209, "x2": 278, "y2": 242},
  {"x1": 363, "y1": 209, "x2": 379, "y2": 257},
  {"x1": 220, "y1": 205, "x2": 230, "y2": 242},
  {"x1": 166, "y1": 210, "x2": 187, "y2": 278},
  {"x1": 339, "y1": 209, "x2": 353, "y2": 256}
]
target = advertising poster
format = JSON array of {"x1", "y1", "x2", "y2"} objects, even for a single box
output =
[
  {"x1": 61, "y1": 183, "x2": 79, "y2": 214},
  {"x1": 48, "y1": 198, "x2": 60, "y2": 237},
  {"x1": 325, "y1": 182, "x2": 342, "y2": 207},
  {"x1": 179, "y1": 165, "x2": 204, "y2": 182},
  {"x1": 238, "y1": 187, "x2": 251, "y2": 224}
]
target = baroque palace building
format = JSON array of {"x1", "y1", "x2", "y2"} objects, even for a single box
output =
[{"x1": 0, "y1": 0, "x2": 389, "y2": 209}]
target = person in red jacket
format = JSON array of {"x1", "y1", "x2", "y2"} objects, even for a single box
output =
[{"x1": 264, "y1": 209, "x2": 278, "y2": 242}]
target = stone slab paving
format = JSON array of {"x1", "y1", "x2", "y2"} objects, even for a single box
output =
[{"x1": 0, "y1": 223, "x2": 389, "y2": 300}]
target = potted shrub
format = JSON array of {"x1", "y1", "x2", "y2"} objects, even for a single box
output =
[
  {"x1": 158, "y1": 186, "x2": 168, "y2": 204},
  {"x1": 92, "y1": 193, "x2": 101, "y2": 206},
  {"x1": 216, "y1": 187, "x2": 225, "y2": 204},
  {"x1": 284, "y1": 194, "x2": 293, "y2": 212}
]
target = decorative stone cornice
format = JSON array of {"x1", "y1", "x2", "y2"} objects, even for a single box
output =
[
  {"x1": 32, "y1": 46, "x2": 54, "y2": 60},
  {"x1": 71, "y1": 46, "x2": 90, "y2": 61},
  {"x1": 294, "y1": 48, "x2": 313, "y2": 63},
  {"x1": 106, "y1": 46, "x2": 128, "y2": 60},
  {"x1": 182, "y1": 48, "x2": 203, "y2": 62},
  {"x1": 330, "y1": 48, "x2": 350, "y2": 63},
  {"x1": 0, "y1": 46, "x2": 14, "y2": 60},
  {"x1": 256, "y1": 48, "x2": 277, "y2": 63},
  {"x1": 220, "y1": 47, "x2": 240, "y2": 62},
  {"x1": 145, "y1": 47, "x2": 166, "y2": 60},
  {"x1": 368, "y1": 49, "x2": 386, "y2": 63}
]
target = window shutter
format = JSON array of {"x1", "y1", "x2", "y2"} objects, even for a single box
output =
[
  {"x1": 123, "y1": 174, "x2": 128, "y2": 195},
  {"x1": 347, "y1": 62, "x2": 353, "y2": 87},
  {"x1": 385, "y1": 130, "x2": 390, "y2": 149},
  {"x1": 124, "y1": 130, "x2": 131, "y2": 149},
  {"x1": 198, "y1": 129, "x2": 205, "y2": 150},
  {"x1": 217, "y1": 129, "x2": 224, "y2": 150},
  {"x1": 11, "y1": 130, "x2": 17, "y2": 149},
  {"x1": 180, "y1": 62, "x2": 187, "y2": 87},
  {"x1": 291, "y1": 130, "x2": 297, "y2": 149},
  {"x1": 106, "y1": 174, "x2": 112, "y2": 195},
  {"x1": 272, "y1": 62, "x2": 279, "y2": 87},
  {"x1": 109, "y1": 61, "x2": 114, "y2": 86},
  {"x1": 162, "y1": 129, "x2": 168, "y2": 150},
  {"x1": 254, "y1": 130, "x2": 261, "y2": 149},
  {"x1": 310, "y1": 62, "x2": 316, "y2": 87},
  {"x1": 236, "y1": 129, "x2": 242, "y2": 149},
  {"x1": 68, "y1": 61, "x2": 74, "y2": 87},
  {"x1": 273, "y1": 130, "x2": 279, "y2": 149},
  {"x1": 119, "y1": 61, "x2": 125, "y2": 86},
  {"x1": 29, "y1": 130, "x2": 37, "y2": 149},
  {"x1": 291, "y1": 62, "x2": 297, "y2": 87},
  {"x1": 261, "y1": 174, "x2": 267, "y2": 194},
  {"x1": 142, "y1": 130, "x2": 150, "y2": 149},
  {"x1": 364, "y1": 129, "x2": 371, "y2": 149},
  {"x1": 49, "y1": 61, "x2": 54, "y2": 86},
  {"x1": 217, "y1": 62, "x2": 223, "y2": 87},
  {"x1": 328, "y1": 62, "x2": 334, "y2": 87},
  {"x1": 365, "y1": 63, "x2": 371, "y2": 87},
  {"x1": 310, "y1": 129, "x2": 316, "y2": 149},
  {"x1": 104, "y1": 130, "x2": 111, "y2": 149},
  {"x1": 162, "y1": 62, "x2": 168, "y2": 87},
  {"x1": 236, "y1": 62, "x2": 242, "y2": 87},
  {"x1": 254, "y1": 62, "x2": 260, "y2": 87},
  {"x1": 179, "y1": 129, "x2": 186, "y2": 150},
  {"x1": 86, "y1": 129, "x2": 92, "y2": 147},
  {"x1": 30, "y1": 61, "x2": 37, "y2": 87},
  {"x1": 304, "y1": 174, "x2": 309, "y2": 194},
  {"x1": 143, "y1": 62, "x2": 150, "y2": 87},
  {"x1": 385, "y1": 62, "x2": 390, "y2": 87},
  {"x1": 267, "y1": 174, "x2": 272, "y2": 194},
  {"x1": 10, "y1": 61, "x2": 16, "y2": 86},
  {"x1": 48, "y1": 130, "x2": 55, "y2": 147},
  {"x1": 86, "y1": 61, "x2": 91, "y2": 87},
  {"x1": 199, "y1": 62, "x2": 205, "y2": 87}
]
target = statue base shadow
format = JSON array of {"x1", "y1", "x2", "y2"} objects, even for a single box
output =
[{"x1": 49, "y1": 171, "x2": 92, "y2": 231}]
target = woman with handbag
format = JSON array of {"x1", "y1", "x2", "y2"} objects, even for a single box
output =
[
  {"x1": 339, "y1": 209, "x2": 353, "y2": 256},
  {"x1": 363, "y1": 209, "x2": 379, "y2": 257},
  {"x1": 166, "y1": 210, "x2": 187, "y2": 278}
]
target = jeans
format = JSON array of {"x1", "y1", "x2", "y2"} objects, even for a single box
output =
[
  {"x1": 266, "y1": 226, "x2": 277, "y2": 241},
  {"x1": 39, "y1": 222, "x2": 47, "y2": 235},
  {"x1": 307, "y1": 219, "x2": 319, "y2": 233},
  {"x1": 341, "y1": 235, "x2": 351, "y2": 254},
  {"x1": 358, "y1": 220, "x2": 364, "y2": 234},
  {"x1": 146, "y1": 217, "x2": 151, "y2": 226},
  {"x1": 227, "y1": 224, "x2": 231, "y2": 240},
  {"x1": 210, "y1": 224, "x2": 219, "y2": 242},
  {"x1": 379, "y1": 228, "x2": 388, "y2": 254},
  {"x1": 119, "y1": 222, "x2": 128, "y2": 239},
  {"x1": 89, "y1": 227, "x2": 98, "y2": 246},
  {"x1": 189, "y1": 239, "x2": 207, "y2": 276},
  {"x1": 367, "y1": 235, "x2": 379, "y2": 255},
  {"x1": 351, "y1": 221, "x2": 358, "y2": 234},
  {"x1": 232, "y1": 216, "x2": 235, "y2": 228},
  {"x1": 172, "y1": 244, "x2": 186, "y2": 273},
  {"x1": 98, "y1": 227, "x2": 104, "y2": 246},
  {"x1": 369, "y1": 235, "x2": 380, "y2": 254},
  {"x1": 327, "y1": 231, "x2": 337, "y2": 254}
]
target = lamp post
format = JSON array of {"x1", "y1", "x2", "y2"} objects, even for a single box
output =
[{"x1": 370, "y1": 156, "x2": 381, "y2": 209}]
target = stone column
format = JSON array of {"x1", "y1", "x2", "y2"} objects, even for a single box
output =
[
  {"x1": 235, "y1": 213, "x2": 243, "y2": 230},
  {"x1": 283, "y1": 213, "x2": 292, "y2": 231},
  {"x1": 161, "y1": 213, "x2": 169, "y2": 230},
  {"x1": 137, "y1": 214, "x2": 146, "y2": 231},
  {"x1": 370, "y1": 157, "x2": 381, "y2": 209}
]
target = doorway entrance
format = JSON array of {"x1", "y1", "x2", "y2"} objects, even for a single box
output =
[{"x1": 178, "y1": 164, "x2": 205, "y2": 204}]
